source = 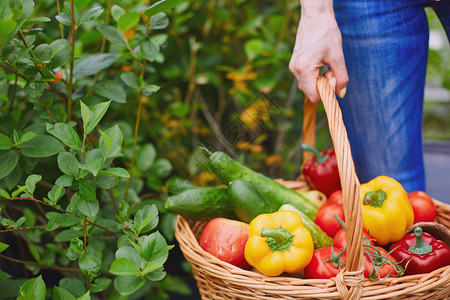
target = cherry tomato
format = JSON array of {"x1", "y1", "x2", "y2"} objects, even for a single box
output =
[
  {"x1": 199, "y1": 218, "x2": 251, "y2": 269},
  {"x1": 407, "y1": 191, "x2": 437, "y2": 223},
  {"x1": 52, "y1": 72, "x2": 63, "y2": 83},
  {"x1": 304, "y1": 246, "x2": 346, "y2": 279},
  {"x1": 328, "y1": 190, "x2": 343, "y2": 205},
  {"x1": 315, "y1": 203, "x2": 345, "y2": 238},
  {"x1": 332, "y1": 228, "x2": 375, "y2": 251}
]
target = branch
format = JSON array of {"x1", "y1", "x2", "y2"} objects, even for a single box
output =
[
  {"x1": 0, "y1": 226, "x2": 47, "y2": 233},
  {"x1": 0, "y1": 253, "x2": 79, "y2": 272}
]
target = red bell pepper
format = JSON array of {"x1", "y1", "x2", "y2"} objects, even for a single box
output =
[
  {"x1": 389, "y1": 227, "x2": 450, "y2": 275},
  {"x1": 301, "y1": 144, "x2": 341, "y2": 197}
]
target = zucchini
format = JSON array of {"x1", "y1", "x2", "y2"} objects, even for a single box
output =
[
  {"x1": 279, "y1": 204, "x2": 332, "y2": 249},
  {"x1": 228, "y1": 180, "x2": 275, "y2": 223},
  {"x1": 165, "y1": 186, "x2": 237, "y2": 221},
  {"x1": 208, "y1": 151, "x2": 318, "y2": 220}
]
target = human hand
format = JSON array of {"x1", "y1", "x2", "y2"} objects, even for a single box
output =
[{"x1": 289, "y1": 0, "x2": 348, "y2": 102}]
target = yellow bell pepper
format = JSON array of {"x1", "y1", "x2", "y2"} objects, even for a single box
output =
[
  {"x1": 244, "y1": 210, "x2": 314, "y2": 276},
  {"x1": 360, "y1": 176, "x2": 414, "y2": 245}
]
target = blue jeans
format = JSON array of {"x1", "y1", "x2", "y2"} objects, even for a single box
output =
[{"x1": 333, "y1": 0, "x2": 450, "y2": 192}]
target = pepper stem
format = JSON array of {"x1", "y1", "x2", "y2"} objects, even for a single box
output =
[
  {"x1": 301, "y1": 144, "x2": 329, "y2": 164},
  {"x1": 408, "y1": 227, "x2": 432, "y2": 255},
  {"x1": 261, "y1": 226, "x2": 294, "y2": 252},
  {"x1": 363, "y1": 189, "x2": 387, "y2": 207}
]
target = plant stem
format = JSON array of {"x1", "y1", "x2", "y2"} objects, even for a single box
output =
[
  {"x1": 0, "y1": 226, "x2": 47, "y2": 233},
  {"x1": 83, "y1": 215, "x2": 90, "y2": 289},
  {"x1": 68, "y1": 0, "x2": 76, "y2": 122},
  {"x1": 56, "y1": 0, "x2": 64, "y2": 38},
  {"x1": 8, "y1": 74, "x2": 18, "y2": 114},
  {"x1": 0, "y1": 253, "x2": 79, "y2": 272},
  {"x1": 1, "y1": 197, "x2": 120, "y2": 238}
]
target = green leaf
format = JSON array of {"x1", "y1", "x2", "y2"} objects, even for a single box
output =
[
  {"x1": 56, "y1": 12, "x2": 71, "y2": 26},
  {"x1": 99, "y1": 125, "x2": 123, "y2": 158},
  {"x1": 24, "y1": 82, "x2": 45, "y2": 98},
  {"x1": 24, "y1": 17, "x2": 51, "y2": 26},
  {"x1": 95, "y1": 175, "x2": 119, "y2": 189},
  {"x1": 28, "y1": 244, "x2": 40, "y2": 262},
  {"x1": 150, "y1": 158, "x2": 173, "y2": 177},
  {"x1": 59, "y1": 278, "x2": 86, "y2": 298},
  {"x1": 94, "y1": 80, "x2": 126, "y2": 103},
  {"x1": 0, "y1": 133, "x2": 12, "y2": 150},
  {"x1": 25, "y1": 174, "x2": 42, "y2": 195},
  {"x1": 54, "y1": 286, "x2": 76, "y2": 300},
  {"x1": 134, "y1": 204, "x2": 159, "y2": 235},
  {"x1": 116, "y1": 246, "x2": 141, "y2": 270},
  {"x1": 109, "y1": 257, "x2": 139, "y2": 276},
  {"x1": 24, "y1": 208, "x2": 36, "y2": 227},
  {"x1": 58, "y1": 152, "x2": 79, "y2": 177},
  {"x1": 136, "y1": 144, "x2": 156, "y2": 172},
  {"x1": 0, "y1": 19, "x2": 16, "y2": 44},
  {"x1": 140, "y1": 39, "x2": 159, "y2": 62},
  {"x1": 79, "y1": 179, "x2": 96, "y2": 202},
  {"x1": 143, "y1": 84, "x2": 160, "y2": 96},
  {"x1": 0, "y1": 188, "x2": 10, "y2": 199},
  {"x1": 14, "y1": 216, "x2": 26, "y2": 228},
  {"x1": 140, "y1": 231, "x2": 169, "y2": 264},
  {"x1": 47, "y1": 213, "x2": 80, "y2": 231},
  {"x1": 111, "y1": 5, "x2": 125, "y2": 22},
  {"x1": 120, "y1": 72, "x2": 140, "y2": 89},
  {"x1": 97, "y1": 24, "x2": 127, "y2": 47},
  {"x1": 0, "y1": 151, "x2": 19, "y2": 180},
  {"x1": 18, "y1": 275, "x2": 46, "y2": 300},
  {"x1": 34, "y1": 44, "x2": 52, "y2": 61},
  {"x1": 79, "y1": 253, "x2": 101, "y2": 273},
  {"x1": 70, "y1": 238, "x2": 84, "y2": 254},
  {"x1": 141, "y1": 261, "x2": 163, "y2": 276},
  {"x1": 244, "y1": 39, "x2": 265, "y2": 61},
  {"x1": 73, "y1": 53, "x2": 121, "y2": 78},
  {"x1": 55, "y1": 229, "x2": 84, "y2": 242},
  {"x1": 48, "y1": 185, "x2": 64, "y2": 204},
  {"x1": 79, "y1": 157, "x2": 103, "y2": 177},
  {"x1": 99, "y1": 130, "x2": 112, "y2": 158},
  {"x1": 150, "y1": 13, "x2": 169, "y2": 30},
  {"x1": 80, "y1": 101, "x2": 92, "y2": 133},
  {"x1": 55, "y1": 175, "x2": 74, "y2": 187},
  {"x1": 18, "y1": 132, "x2": 37, "y2": 144},
  {"x1": 117, "y1": 11, "x2": 139, "y2": 31},
  {"x1": 76, "y1": 291, "x2": 91, "y2": 300},
  {"x1": 20, "y1": 135, "x2": 64, "y2": 157},
  {"x1": 98, "y1": 168, "x2": 129, "y2": 178},
  {"x1": 114, "y1": 275, "x2": 145, "y2": 296},
  {"x1": 0, "y1": 242, "x2": 9, "y2": 253},
  {"x1": 144, "y1": 0, "x2": 186, "y2": 18},
  {"x1": 77, "y1": 198, "x2": 99, "y2": 217},
  {"x1": 49, "y1": 39, "x2": 70, "y2": 69},
  {"x1": 80, "y1": 6, "x2": 104, "y2": 24},
  {"x1": 90, "y1": 278, "x2": 111, "y2": 293},
  {"x1": 85, "y1": 101, "x2": 111, "y2": 135},
  {"x1": 145, "y1": 267, "x2": 166, "y2": 281},
  {"x1": 46, "y1": 123, "x2": 81, "y2": 150}
]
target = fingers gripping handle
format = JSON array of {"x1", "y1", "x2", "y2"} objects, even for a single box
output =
[{"x1": 316, "y1": 76, "x2": 364, "y2": 299}]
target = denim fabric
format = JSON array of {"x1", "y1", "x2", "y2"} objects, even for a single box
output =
[{"x1": 333, "y1": 0, "x2": 450, "y2": 192}]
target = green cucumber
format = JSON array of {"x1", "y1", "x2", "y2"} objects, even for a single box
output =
[
  {"x1": 279, "y1": 204, "x2": 332, "y2": 249},
  {"x1": 165, "y1": 186, "x2": 237, "y2": 221},
  {"x1": 208, "y1": 151, "x2": 318, "y2": 220},
  {"x1": 228, "y1": 180, "x2": 275, "y2": 223}
]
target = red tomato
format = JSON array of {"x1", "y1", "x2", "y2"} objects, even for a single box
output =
[
  {"x1": 328, "y1": 190, "x2": 343, "y2": 205},
  {"x1": 199, "y1": 218, "x2": 251, "y2": 269},
  {"x1": 407, "y1": 191, "x2": 437, "y2": 223},
  {"x1": 304, "y1": 246, "x2": 346, "y2": 279},
  {"x1": 315, "y1": 203, "x2": 345, "y2": 238},
  {"x1": 52, "y1": 72, "x2": 63, "y2": 83},
  {"x1": 363, "y1": 246, "x2": 400, "y2": 279},
  {"x1": 332, "y1": 228, "x2": 375, "y2": 251}
]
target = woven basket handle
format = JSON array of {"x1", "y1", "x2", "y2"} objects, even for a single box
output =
[
  {"x1": 301, "y1": 97, "x2": 317, "y2": 165},
  {"x1": 305, "y1": 76, "x2": 364, "y2": 299}
]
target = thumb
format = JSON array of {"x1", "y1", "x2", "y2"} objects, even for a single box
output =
[{"x1": 327, "y1": 56, "x2": 349, "y2": 98}]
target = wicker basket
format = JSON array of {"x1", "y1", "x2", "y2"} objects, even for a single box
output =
[{"x1": 174, "y1": 76, "x2": 450, "y2": 299}]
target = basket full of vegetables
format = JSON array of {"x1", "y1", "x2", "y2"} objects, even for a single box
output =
[{"x1": 169, "y1": 77, "x2": 450, "y2": 299}]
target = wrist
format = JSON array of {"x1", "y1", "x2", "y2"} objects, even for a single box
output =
[{"x1": 300, "y1": 0, "x2": 334, "y2": 16}]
